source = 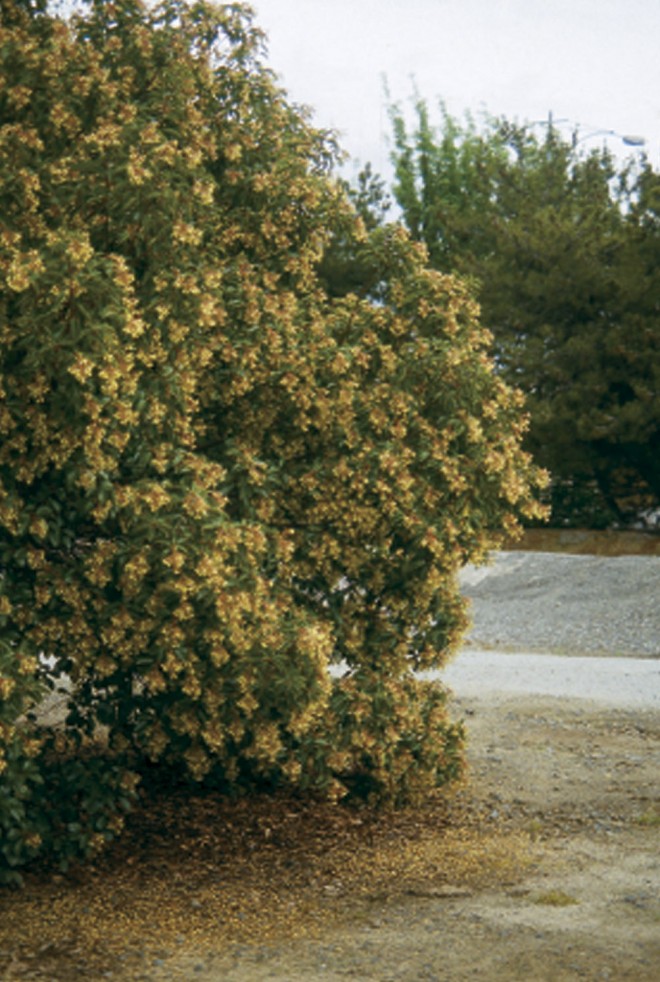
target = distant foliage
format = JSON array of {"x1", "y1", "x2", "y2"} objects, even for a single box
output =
[
  {"x1": 0, "y1": 0, "x2": 544, "y2": 882},
  {"x1": 389, "y1": 99, "x2": 660, "y2": 526}
]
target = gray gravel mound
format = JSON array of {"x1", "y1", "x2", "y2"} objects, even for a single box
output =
[{"x1": 459, "y1": 551, "x2": 660, "y2": 657}]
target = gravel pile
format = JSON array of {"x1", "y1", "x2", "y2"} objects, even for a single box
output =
[{"x1": 459, "y1": 551, "x2": 660, "y2": 657}]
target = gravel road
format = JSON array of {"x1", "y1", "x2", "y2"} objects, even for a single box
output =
[
  {"x1": 459, "y1": 550, "x2": 660, "y2": 657},
  {"x1": 440, "y1": 650, "x2": 660, "y2": 708},
  {"x1": 435, "y1": 551, "x2": 660, "y2": 709}
]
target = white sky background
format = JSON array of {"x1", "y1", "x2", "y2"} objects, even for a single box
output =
[{"x1": 250, "y1": 0, "x2": 660, "y2": 182}]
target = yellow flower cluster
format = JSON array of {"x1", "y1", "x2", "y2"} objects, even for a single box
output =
[
  {"x1": 248, "y1": 723, "x2": 283, "y2": 765},
  {"x1": 7, "y1": 84, "x2": 32, "y2": 109},
  {"x1": 182, "y1": 492, "x2": 208, "y2": 518},
  {"x1": 28, "y1": 516, "x2": 48, "y2": 540},
  {"x1": 140, "y1": 484, "x2": 170, "y2": 512},
  {"x1": 163, "y1": 549, "x2": 186, "y2": 574},
  {"x1": 172, "y1": 221, "x2": 203, "y2": 247},
  {"x1": 0, "y1": 677, "x2": 16, "y2": 699},
  {"x1": 6, "y1": 250, "x2": 44, "y2": 292},
  {"x1": 126, "y1": 147, "x2": 151, "y2": 185},
  {"x1": 184, "y1": 743, "x2": 211, "y2": 780},
  {"x1": 120, "y1": 552, "x2": 151, "y2": 593},
  {"x1": 68, "y1": 353, "x2": 94, "y2": 384}
]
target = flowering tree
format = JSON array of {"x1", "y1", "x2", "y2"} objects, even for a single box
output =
[{"x1": 0, "y1": 0, "x2": 545, "y2": 881}]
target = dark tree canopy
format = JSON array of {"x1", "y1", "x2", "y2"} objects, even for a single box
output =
[{"x1": 389, "y1": 99, "x2": 660, "y2": 526}]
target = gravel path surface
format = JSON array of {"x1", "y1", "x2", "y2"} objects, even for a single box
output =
[
  {"x1": 440, "y1": 650, "x2": 660, "y2": 708},
  {"x1": 422, "y1": 551, "x2": 660, "y2": 709},
  {"x1": 459, "y1": 551, "x2": 660, "y2": 657}
]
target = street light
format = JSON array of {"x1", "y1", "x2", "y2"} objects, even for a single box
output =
[
  {"x1": 528, "y1": 115, "x2": 647, "y2": 151},
  {"x1": 573, "y1": 127, "x2": 646, "y2": 148}
]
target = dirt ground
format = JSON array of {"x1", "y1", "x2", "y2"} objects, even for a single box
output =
[
  {"x1": 505, "y1": 528, "x2": 660, "y2": 556},
  {"x1": 2, "y1": 531, "x2": 659, "y2": 981},
  {"x1": 1, "y1": 689, "x2": 658, "y2": 982}
]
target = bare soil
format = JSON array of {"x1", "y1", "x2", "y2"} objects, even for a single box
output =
[
  {"x1": 505, "y1": 527, "x2": 660, "y2": 556},
  {"x1": 2, "y1": 531, "x2": 658, "y2": 981},
  {"x1": 1, "y1": 691, "x2": 658, "y2": 982}
]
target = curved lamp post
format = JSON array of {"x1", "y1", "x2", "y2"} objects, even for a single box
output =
[
  {"x1": 530, "y1": 114, "x2": 647, "y2": 151},
  {"x1": 573, "y1": 127, "x2": 646, "y2": 148}
]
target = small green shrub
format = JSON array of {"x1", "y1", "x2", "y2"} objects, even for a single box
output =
[
  {"x1": 533, "y1": 890, "x2": 580, "y2": 907},
  {"x1": 635, "y1": 809, "x2": 660, "y2": 828}
]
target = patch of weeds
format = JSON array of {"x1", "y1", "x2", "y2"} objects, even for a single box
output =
[
  {"x1": 533, "y1": 890, "x2": 579, "y2": 907},
  {"x1": 525, "y1": 819, "x2": 545, "y2": 841},
  {"x1": 635, "y1": 810, "x2": 660, "y2": 828}
]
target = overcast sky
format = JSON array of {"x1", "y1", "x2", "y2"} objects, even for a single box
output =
[{"x1": 250, "y1": 0, "x2": 660, "y2": 181}]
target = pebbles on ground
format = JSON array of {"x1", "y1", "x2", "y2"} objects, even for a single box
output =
[{"x1": 459, "y1": 551, "x2": 660, "y2": 657}]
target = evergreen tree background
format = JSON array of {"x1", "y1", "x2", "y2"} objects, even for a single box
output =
[{"x1": 386, "y1": 99, "x2": 660, "y2": 527}]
